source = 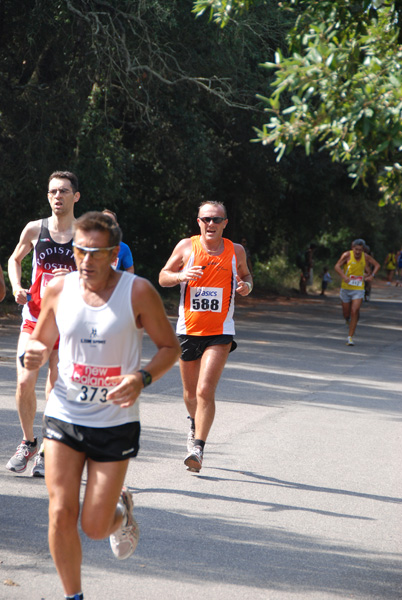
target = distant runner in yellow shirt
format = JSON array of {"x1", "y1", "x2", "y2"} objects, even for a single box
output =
[
  {"x1": 334, "y1": 239, "x2": 380, "y2": 346},
  {"x1": 383, "y1": 250, "x2": 397, "y2": 285}
]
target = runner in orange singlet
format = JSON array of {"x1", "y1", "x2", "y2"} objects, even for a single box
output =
[
  {"x1": 159, "y1": 201, "x2": 253, "y2": 472},
  {"x1": 334, "y1": 238, "x2": 379, "y2": 346}
]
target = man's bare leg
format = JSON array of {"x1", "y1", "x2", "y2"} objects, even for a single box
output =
[
  {"x1": 181, "y1": 343, "x2": 231, "y2": 469},
  {"x1": 44, "y1": 439, "x2": 86, "y2": 596},
  {"x1": 180, "y1": 343, "x2": 231, "y2": 441},
  {"x1": 180, "y1": 358, "x2": 201, "y2": 421},
  {"x1": 193, "y1": 343, "x2": 231, "y2": 441},
  {"x1": 45, "y1": 348, "x2": 59, "y2": 401},
  {"x1": 349, "y1": 298, "x2": 362, "y2": 338},
  {"x1": 341, "y1": 301, "x2": 351, "y2": 324},
  {"x1": 81, "y1": 458, "x2": 129, "y2": 540},
  {"x1": 15, "y1": 331, "x2": 39, "y2": 442}
]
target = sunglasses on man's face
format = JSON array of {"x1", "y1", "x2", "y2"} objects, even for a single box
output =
[
  {"x1": 199, "y1": 216, "x2": 226, "y2": 224},
  {"x1": 73, "y1": 242, "x2": 117, "y2": 260}
]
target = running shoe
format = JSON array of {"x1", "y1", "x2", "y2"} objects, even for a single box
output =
[
  {"x1": 347, "y1": 336, "x2": 354, "y2": 346},
  {"x1": 187, "y1": 428, "x2": 195, "y2": 453},
  {"x1": 31, "y1": 453, "x2": 45, "y2": 478},
  {"x1": 6, "y1": 439, "x2": 38, "y2": 473},
  {"x1": 109, "y1": 487, "x2": 139, "y2": 560},
  {"x1": 184, "y1": 445, "x2": 203, "y2": 472}
]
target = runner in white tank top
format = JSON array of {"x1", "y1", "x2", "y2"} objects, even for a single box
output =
[
  {"x1": 22, "y1": 211, "x2": 180, "y2": 599},
  {"x1": 46, "y1": 270, "x2": 142, "y2": 428}
]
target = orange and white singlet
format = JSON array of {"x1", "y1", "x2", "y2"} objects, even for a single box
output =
[
  {"x1": 341, "y1": 249, "x2": 366, "y2": 290},
  {"x1": 176, "y1": 236, "x2": 237, "y2": 336}
]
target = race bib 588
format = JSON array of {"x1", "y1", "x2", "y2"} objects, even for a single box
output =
[
  {"x1": 190, "y1": 287, "x2": 223, "y2": 312},
  {"x1": 67, "y1": 363, "x2": 122, "y2": 404}
]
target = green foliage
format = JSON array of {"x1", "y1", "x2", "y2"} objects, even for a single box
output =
[
  {"x1": 1, "y1": 0, "x2": 402, "y2": 290},
  {"x1": 193, "y1": 0, "x2": 270, "y2": 27},
  {"x1": 193, "y1": 0, "x2": 269, "y2": 27},
  {"x1": 253, "y1": 0, "x2": 402, "y2": 203},
  {"x1": 253, "y1": 254, "x2": 297, "y2": 293},
  {"x1": 0, "y1": 0, "x2": 284, "y2": 283}
]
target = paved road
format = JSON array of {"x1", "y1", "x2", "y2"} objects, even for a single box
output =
[{"x1": 0, "y1": 282, "x2": 401, "y2": 600}]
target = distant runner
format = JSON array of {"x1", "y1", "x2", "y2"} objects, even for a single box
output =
[{"x1": 334, "y1": 238, "x2": 380, "y2": 346}]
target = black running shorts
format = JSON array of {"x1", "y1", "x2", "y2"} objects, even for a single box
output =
[
  {"x1": 178, "y1": 334, "x2": 237, "y2": 362},
  {"x1": 43, "y1": 416, "x2": 140, "y2": 462}
]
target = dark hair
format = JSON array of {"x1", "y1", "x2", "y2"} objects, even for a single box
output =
[
  {"x1": 48, "y1": 171, "x2": 79, "y2": 194},
  {"x1": 102, "y1": 209, "x2": 117, "y2": 222},
  {"x1": 352, "y1": 238, "x2": 366, "y2": 247},
  {"x1": 74, "y1": 211, "x2": 122, "y2": 246},
  {"x1": 198, "y1": 201, "x2": 227, "y2": 219}
]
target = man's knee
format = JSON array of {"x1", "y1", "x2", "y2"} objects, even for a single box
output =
[
  {"x1": 16, "y1": 370, "x2": 38, "y2": 399},
  {"x1": 49, "y1": 502, "x2": 79, "y2": 532},
  {"x1": 81, "y1": 510, "x2": 113, "y2": 540},
  {"x1": 196, "y1": 384, "x2": 216, "y2": 404}
]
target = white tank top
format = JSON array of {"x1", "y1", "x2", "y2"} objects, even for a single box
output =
[{"x1": 45, "y1": 271, "x2": 143, "y2": 427}]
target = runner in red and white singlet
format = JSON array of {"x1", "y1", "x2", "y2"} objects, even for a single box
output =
[
  {"x1": 6, "y1": 171, "x2": 80, "y2": 478},
  {"x1": 22, "y1": 218, "x2": 76, "y2": 331}
]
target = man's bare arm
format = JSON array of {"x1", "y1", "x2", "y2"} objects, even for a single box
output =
[
  {"x1": 106, "y1": 277, "x2": 180, "y2": 408},
  {"x1": 0, "y1": 265, "x2": 6, "y2": 302},
  {"x1": 234, "y1": 243, "x2": 253, "y2": 296},
  {"x1": 8, "y1": 220, "x2": 41, "y2": 304},
  {"x1": 365, "y1": 254, "x2": 381, "y2": 280},
  {"x1": 23, "y1": 276, "x2": 64, "y2": 370},
  {"x1": 334, "y1": 252, "x2": 350, "y2": 282},
  {"x1": 159, "y1": 238, "x2": 200, "y2": 287}
]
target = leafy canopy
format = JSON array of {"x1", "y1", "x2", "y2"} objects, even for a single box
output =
[{"x1": 196, "y1": 0, "x2": 402, "y2": 204}]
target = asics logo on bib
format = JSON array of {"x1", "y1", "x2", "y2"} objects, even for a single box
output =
[{"x1": 195, "y1": 288, "x2": 218, "y2": 297}]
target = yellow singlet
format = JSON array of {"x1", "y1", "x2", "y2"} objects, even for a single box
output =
[{"x1": 341, "y1": 250, "x2": 366, "y2": 290}]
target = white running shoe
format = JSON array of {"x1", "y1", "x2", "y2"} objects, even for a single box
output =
[
  {"x1": 31, "y1": 453, "x2": 45, "y2": 478},
  {"x1": 184, "y1": 445, "x2": 203, "y2": 472},
  {"x1": 187, "y1": 428, "x2": 195, "y2": 453},
  {"x1": 109, "y1": 487, "x2": 139, "y2": 560},
  {"x1": 347, "y1": 336, "x2": 354, "y2": 346},
  {"x1": 6, "y1": 439, "x2": 38, "y2": 473}
]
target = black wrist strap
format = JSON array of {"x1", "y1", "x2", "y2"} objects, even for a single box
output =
[{"x1": 137, "y1": 369, "x2": 152, "y2": 388}]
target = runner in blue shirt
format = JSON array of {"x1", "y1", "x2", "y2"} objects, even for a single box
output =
[{"x1": 103, "y1": 210, "x2": 134, "y2": 273}]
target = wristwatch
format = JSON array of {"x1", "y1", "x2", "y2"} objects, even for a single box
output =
[{"x1": 137, "y1": 369, "x2": 152, "y2": 388}]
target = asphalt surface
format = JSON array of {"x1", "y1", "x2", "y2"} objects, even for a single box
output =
[{"x1": 0, "y1": 281, "x2": 401, "y2": 600}]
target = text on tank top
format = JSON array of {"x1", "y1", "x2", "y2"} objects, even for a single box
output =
[
  {"x1": 341, "y1": 250, "x2": 366, "y2": 290},
  {"x1": 28, "y1": 218, "x2": 76, "y2": 318},
  {"x1": 46, "y1": 271, "x2": 142, "y2": 427},
  {"x1": 176, "y1": 236, "x2": 237, "y2": 336}
]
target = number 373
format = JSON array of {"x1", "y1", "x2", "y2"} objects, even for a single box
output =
[{"x1": 78, "y1": 385, "x2": 108, "y2": 403}]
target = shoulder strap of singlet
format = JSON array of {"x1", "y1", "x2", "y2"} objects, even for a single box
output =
[{"x1": 38, "y1": 218, "x2": 49, "y2": 240}]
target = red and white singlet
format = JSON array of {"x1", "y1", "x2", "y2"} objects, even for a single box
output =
[{"x1": 22, "y1": 219, "x2": 76, "y2": 323}]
